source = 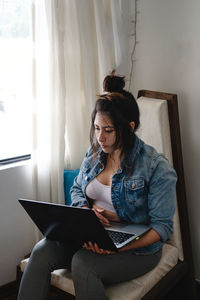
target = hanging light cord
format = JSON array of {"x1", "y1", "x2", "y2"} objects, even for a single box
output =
[{"x1": 128, "y1": 0, "x2": 138, "y2": 91}]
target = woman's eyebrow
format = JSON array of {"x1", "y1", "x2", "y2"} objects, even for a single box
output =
[{"x1": 94, "y1": 124, "x2": 114, "y2": 129}]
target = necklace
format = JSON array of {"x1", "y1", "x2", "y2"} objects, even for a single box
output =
[{"x1": 108, "y1": 153, "x2": 121, "y2": 175}]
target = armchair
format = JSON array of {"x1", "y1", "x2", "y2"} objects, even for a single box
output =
[{"x1": 17, "y1": 90, "x2": 197, "y2": 299}]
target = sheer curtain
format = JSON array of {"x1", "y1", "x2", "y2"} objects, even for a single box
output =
[{"x1": 32, "y1": 0, "x2": 134, "y2": 206}]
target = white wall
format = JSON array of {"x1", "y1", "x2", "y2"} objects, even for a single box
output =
[
  {"x1": 131, "y1": 0, "x2": 200, "y2": 280},
  {"x1": 0, "y1": 163, "x2": 35, "y2": 286}
]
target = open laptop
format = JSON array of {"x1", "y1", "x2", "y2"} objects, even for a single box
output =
[{"x1": 18, "y1": 198, "x2": 151, "y2": 251}]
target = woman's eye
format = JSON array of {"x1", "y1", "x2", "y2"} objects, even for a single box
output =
[
  {"x1": 94, "y1": 127, "x2": 114, "y2": 133},
  {"x1": 105, "y1": 130, "x2": 114, "y2": 133}
]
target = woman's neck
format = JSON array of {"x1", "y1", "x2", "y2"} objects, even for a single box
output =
[
  {"x1": 107, "y1": 149, "x2": 122, "y2": 173},
  {"x1": 109, "y1": 149, "x2": 121, "y2": 161}
]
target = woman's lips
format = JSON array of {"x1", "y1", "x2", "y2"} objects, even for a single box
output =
[{"x1": 100, "y1": 144, "x2": 107, "y2": 148}]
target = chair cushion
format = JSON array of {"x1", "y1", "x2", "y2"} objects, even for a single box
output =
[
  {"x1": 137, "y1": 97, "x2": 183, "y2": 261},
  {"x1": 105, "y1": 244, "x2": 178, "y2": 300},
  {"x1": 64, "y1": 169, "x2": 80, "y2": 205},
  {"x1": 20, "y1": 243, "x2": 179, "y2": 299}
]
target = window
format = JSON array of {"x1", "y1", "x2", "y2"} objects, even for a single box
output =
[{"x1": 0, "y1": 0, "x2": 32, "y2": 164}]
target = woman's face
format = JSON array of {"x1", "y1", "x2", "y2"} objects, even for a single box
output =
[{"x1": 94, "y1": 112, "x2": 116, "y2": 153}]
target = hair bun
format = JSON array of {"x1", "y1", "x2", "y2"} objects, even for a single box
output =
[{"x1": 103, "y1": 70, "x2": 125, "y2": 93}]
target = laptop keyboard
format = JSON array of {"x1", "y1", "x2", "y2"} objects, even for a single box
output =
[{"x1": 107, "y1": 230, "x2": 135, "y2": 245}]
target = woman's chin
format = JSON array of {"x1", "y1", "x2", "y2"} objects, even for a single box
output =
[
  {"x1": 100, "y1": 145, "x2": 108, "y2": 151},
  {"x1": 101, "y1": 147, "x2": 113, "y2": 154}
]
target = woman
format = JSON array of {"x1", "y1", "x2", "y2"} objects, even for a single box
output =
[{"x1": 18, "y1": 72, "x2": 177, "y2": 300}]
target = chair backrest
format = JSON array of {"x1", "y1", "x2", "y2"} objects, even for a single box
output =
[
  {"x1": 137, "y1": 90, "x2": 193, "y2": 265},
  {"x1": 64, "y1": 90, "x2": 194, "y2": 265},
  {"x1": 136, "y1": 95, "x2": 183, "y2": 260}
]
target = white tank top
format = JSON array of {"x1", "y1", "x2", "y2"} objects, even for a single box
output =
[{"x1": 85, "y1": 178, "x2": 116, "y2": 213}]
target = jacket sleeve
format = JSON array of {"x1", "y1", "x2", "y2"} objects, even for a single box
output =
[
  {"x1": 148, "y1": 155, "x2": 177, "y2": 242},
  {"x1": 70, "y1": 147, "x2": 92, "y2": 207}
]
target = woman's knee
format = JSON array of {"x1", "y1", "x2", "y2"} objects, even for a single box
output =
[{"x1": 30, "y1": 238, "x2": 59, "y2": 263}]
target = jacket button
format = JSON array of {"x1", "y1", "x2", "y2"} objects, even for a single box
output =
[{"x1": 85, "y1": 176, "x2": 88, "y2": 180}]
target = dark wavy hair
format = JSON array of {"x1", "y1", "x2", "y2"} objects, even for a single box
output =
[{"x1": 90, "y1": 71, "x2": 140, "y2": 162}]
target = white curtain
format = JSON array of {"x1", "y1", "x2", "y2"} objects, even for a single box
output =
[{"x1": 32, "y1": 0, "x2": 134, "y2": 206}]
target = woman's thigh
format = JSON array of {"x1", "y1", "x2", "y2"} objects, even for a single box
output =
[{"x1": 72, "y1": 248, "x2": 162, "y2": 285}]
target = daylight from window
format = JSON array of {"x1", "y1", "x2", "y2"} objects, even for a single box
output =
[{"x1": 0, "y1": 0, "x2": 31, "y2": 161}]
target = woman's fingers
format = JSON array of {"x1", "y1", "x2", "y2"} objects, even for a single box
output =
[
  {"x1": 88, "y1": 241, "x2": 96, "y2": 252},
  {"x1": 94, "y1": 243, "x2": 114, "y2": 254},
  {"x1": 93, "y1": 204, "x2": 104, "y2": 213},
  {"x1": 93, "y1": 208, "x2": 110, "y2": 226},
  {"x1": 83, "y1": 242, "x2": 115, "y2": 254},
  {"x1": 94, "y1": 243, "x2": 104, "y2": 254},
  {"x1": 96, "y1": 211, "x2": 110, "y2": 226},
  {"x1": 92, "y1": 204, "x2": 120, "y2": 223},
  {"x1": 83, "y1": 242, "x2": 90, "y2": 250}
]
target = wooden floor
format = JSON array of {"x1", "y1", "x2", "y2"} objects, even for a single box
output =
[
  {"x1": 2, "y1": 292, "x2": 74, "y2": 300},
  {"x1": 0, "y1": 282, "x2": 75, "y2": 300},
  {"x1": 1, "y1": 290, "x2": 75, "y2": 300},
  {"x1": 1, "y1": 280, "x2": 200, "y2": 300}
]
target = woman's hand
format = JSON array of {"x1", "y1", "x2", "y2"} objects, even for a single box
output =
[
  {"x1": 83, "y1": 242, "x2": 115, "y2": 255},
  {"x1": 92, "y1": 204, "x2": 120, "y2": 226},
  {"x1": 82, "y1": 205, "x2": 110, "y2": 226},
  {"x1": 92, "y1": 205, "x2": 110, "y2": 226}
]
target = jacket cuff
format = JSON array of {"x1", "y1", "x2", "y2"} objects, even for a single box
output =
[
  {"x1": 151, "y1": 223, "x2": 172, "y2": 242},
  {"x1": 71, "y1": 199, "x2": 89, "y2": 207}
]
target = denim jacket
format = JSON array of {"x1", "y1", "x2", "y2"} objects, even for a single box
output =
[{"x1": 70, "y1": 136, "x2": 177, "y2": 255}]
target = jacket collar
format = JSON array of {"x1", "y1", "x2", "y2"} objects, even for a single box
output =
[{"x1": 97, "y1": 135, "x2": 142, "y2": 170}]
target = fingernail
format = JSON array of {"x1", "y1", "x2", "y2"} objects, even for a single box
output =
[{"x1": 98, "y1": 207, "x2": 104, "y2": 211}]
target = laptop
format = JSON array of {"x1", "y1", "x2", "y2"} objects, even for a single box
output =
[{"x1": 18, "y1": 198, "x2": 151, "y2": 251}]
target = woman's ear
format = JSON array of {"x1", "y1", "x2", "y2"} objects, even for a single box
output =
[{"x1": 129, "y1": 121, "x2": 135, "y2": 132}]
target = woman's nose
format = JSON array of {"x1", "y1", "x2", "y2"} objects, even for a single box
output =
[{"x1": 98, "y1": 130, "x2": 105, "y2": 142}]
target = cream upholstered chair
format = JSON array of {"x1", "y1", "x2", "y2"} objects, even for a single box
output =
[{"x1": 17, "y1": 90, "x2": 197, "y2": 299}]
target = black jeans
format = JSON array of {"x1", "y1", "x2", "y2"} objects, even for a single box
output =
[{"x1": 18, "y1": 238, "x2": 162, "y2": 300}]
